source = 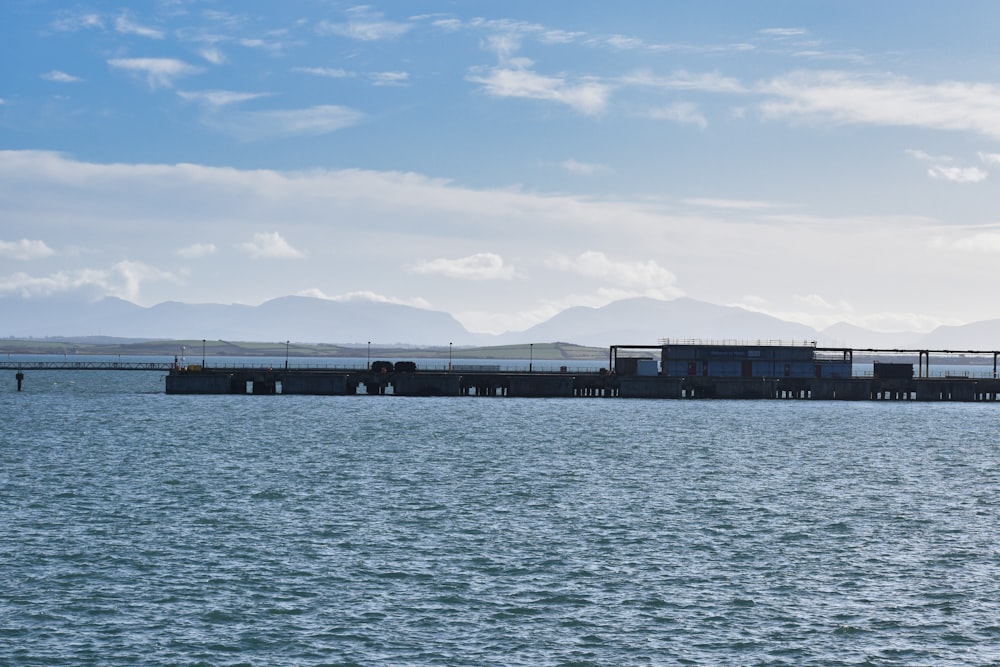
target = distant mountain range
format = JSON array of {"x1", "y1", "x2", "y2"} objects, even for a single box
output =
[{"x1": 3, "y1": 294, "x2": 1000, "y2": 350}]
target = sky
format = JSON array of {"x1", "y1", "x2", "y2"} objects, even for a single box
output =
[{"x1": 3, "y1": 1, "x2": 1000, "y2": 335}]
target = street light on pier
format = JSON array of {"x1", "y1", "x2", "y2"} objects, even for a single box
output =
[
  {"x1": 367, "y1": 341, "x2": 371, "y2": 370},
  {"x1": 285, "y1": 340, "x2": 289, "y2": 370},
  {"x1": 529, "y1": 343, "x2": 533, "y2": 373},
  {"x1": 449, "y1": 342, "x2": 453, "y2": 372},
  {"x1": 202, "y1": 339, "x2": 206, "y2": 368}
]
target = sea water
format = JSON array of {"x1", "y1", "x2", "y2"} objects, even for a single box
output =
[{"x1": 2, "y1": 366, "x2": 1000, "y2": 665}]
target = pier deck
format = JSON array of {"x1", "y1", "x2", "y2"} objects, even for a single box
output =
[{"x1": 157, "y1": 366, "x2": 1000, "y2": 402}]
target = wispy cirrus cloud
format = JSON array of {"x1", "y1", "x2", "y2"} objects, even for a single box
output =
[
  {"x1": 623, "y1": 69, "x2": 746, "y2": 93},
  {"x1": 114, "y1": 12, "x2": 164, "y2": 39},
  {"x1": 0, "y1": 239, "x2": 55, "y2": 260},
  {"x1": 51, "y1": 11, "x2": 103, "y2": 32},
  {"x1": 177, "y1": 243, "x2": 216, "y2": 259},
  {"x1": 682, "y1": 198, "x2": 778, "y2": 210},
  {"x1": 177, "y1": 89, "x2": 271, "y2": 107},
  {"x1": 203, "y1": 104, "x2": 364, "y2": 140},
  {"x1": 108, "y1": 57, "x2": 202, "y2": 89},
  {"x1": 644, "y1": 102, "x2": 707, "y2": 128},
  {"x1": 370, "y1": 71, "x2": 410, "y2": 86},
  {"x1": 759, "y1": 27, "x2": 808, "y2": 37},
  {"x1": 760, "y1": 70, "x2": 1000, "y2": 140},
  {"x1": 41, "y1": 70, "x2": 83, "y2": 83},
  {"x1": 468, "y1": 63, "x2": 611, "y2": 115},
  {"x1": 240, "y1": 232, "x2": 304, "y2": 259},
  {"x1": 199, "y1": 48, "x2": 226, "y2": 65},
  {"x1": 294, "y1": 66, "x2": 353, "y2": 79},
  {"x1": 560, "y1": 159, "x2": 609, "y2": 176},
  {"x1": 410, "y1": 253, "x2": 516, "y2": 280},
  {"x1": 316, "y1": 7, "x2": 412, "y2": 41}
]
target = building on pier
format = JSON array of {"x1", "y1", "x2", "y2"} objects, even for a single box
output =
[
  {"x1": 662, "y1": 342, "x2": 852, "y2": 379},
  {"x1": 611, "y1": 341, "x2": 853, "y2": 379}
]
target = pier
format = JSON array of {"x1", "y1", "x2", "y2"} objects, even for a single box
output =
[
  {"x1": 153, "y1": 365, "x2": 1000, "y2": 402},
  {"x1": 6, "y1": 342, "x2": 1000, "y2": 402}
]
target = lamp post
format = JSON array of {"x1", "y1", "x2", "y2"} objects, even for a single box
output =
[
  {"x1": 449, "y1": 342, "x2": 453, "y2": 372},
  {"x1": 367, "y1": 341, "x2": 371, "y2": 370},
  {"x1": 285, "y1": 340, "x2": 289, "y2": 370},
  {"x1": 202, "y1": 339, "x2": 206, "y2": 368},
  {"x1": 529, "y1": 343, "x2": 533, "y2": 373}
]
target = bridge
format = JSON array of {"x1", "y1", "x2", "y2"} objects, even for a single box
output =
[{"x1": 0, "y1": 361, "x2": 174, "y2": 371}]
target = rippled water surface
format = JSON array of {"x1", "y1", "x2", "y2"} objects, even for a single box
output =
[{"x1": 2, "y1": 370, "x2": 1000, "y2": 665}]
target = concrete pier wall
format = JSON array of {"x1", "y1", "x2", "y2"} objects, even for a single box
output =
[
  {"x1": 507, "y1": 375, "x2": 574, "y2": 397},
  {"x1": 617, "y1": 376, "x2": 682, "y2": 398},
  {"x1": 163, "y1": 369, "x2": 1000, "y2": 403},
  {"x1": 393, "y1": 373, "x2": 461, "y2": 396},
  {"x1": 281, "y1": 374, "x2": 348, "y2": 395},
  {"x1": 166, "y1": 373, "x2": 234, "y2": 394}
]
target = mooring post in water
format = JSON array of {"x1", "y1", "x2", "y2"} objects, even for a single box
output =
[{"x1": 16, "y1": 371, "x2": 24, "y2": 391}]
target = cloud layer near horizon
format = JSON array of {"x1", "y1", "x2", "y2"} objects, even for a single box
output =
[{"x1": 1, "y1": 150, "x2": 997, "y2": 334}]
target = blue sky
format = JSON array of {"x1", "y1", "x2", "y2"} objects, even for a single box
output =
[{"x1": 3, "y1": 1, "x2": 1000, "y2": 335}]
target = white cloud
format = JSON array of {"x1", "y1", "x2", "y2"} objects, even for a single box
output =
[
  {"x1": 547, "y1": 251, "x2": 683, "y2": 298},
  {"x1": 792, "y1": 293, "x2": 844, "y2": 310},
  {"x1": 905, "y1": 149, "x2": 988, "y2": 183},
  {"x1": 431, "y1": 18, "x2": 463, "y2": 32},
  {"x1": 115, "y1": 13, "x2": 165, "y2": 39},
  {"x1": 370, "y1": 71, "x2": 409, "y2": 86},
  {"x1": 484, "y1": 33, "x2": 523, "y2": 61},
  {"x1": 560, "y1": 159, "x2": 608, "y2": 176},
  {"x1": 737, "y1": 297, "x2": 943, "y2": 334},
  {"x1": 177, "y1": 90, "x2": 270, "y2": 107},
  {"x1": 298, "y1": 288, "x2": 431, "y2": 309},
  {"x1": 411, "y1": 253, "x2": 515, "y2": 280},
  {"x1": 51, "y1": 12, "x2": 103, "y2": 31},
  {"x1": 238, "y1": 38, "x2": 287, "y2": 52},
  {"x1": 0, "y1": 261, "x2": 178, "y2": 301},
  {"x1": 240, "y1": 232, "x2": 304, "y2": 259},
  {"x1": 41, "y1": 70, "x2": 83, "y2": 83},
  {"x1": 316, "y1": 7, "x2": 412, "y2": 41},
  {"x1": 540, "y1": 29, "x2": 585, "y2": 45},
  {"x1": 760, "y1": 28, "x2": 808, "y2": 37},
  {"x1": 294, "y1": 67, "x2": 353, "y2": 78},
  {"x1": 177, "y1": 243, "x2": 216, "y2": 258},
  {"x1": 760, "y1": 70, "x2": 1000, "y2": 140},
  {"x1": 468, "y1": 66, "x2": 611, "y2": 115},
  {"x1": 978, "y1": 152, "x2": 1000, "y2": 165},
  {"x1": 645, "y1": 102, "x2": 708, "y2": 128},
  {"x1": 201, "y1": 105, "x2": 365, "y2": 139},
  {"x1": 605, "y1": 34, "x2": 646, "y2": 50},
  {"x1": 0, "y1": 239, "x2": 55, "y2": 260},
  {"x1": 108, "y1": 58, "x2": 202, "y2": 89},
  {"x1": 8, "y1": 150, "x2": 998, "y2": 333},
  {"x1": 927, "y1": 165, "x2": 987, "y2": 183},
  {"x1": 682, "y1": 198, "x2": 777, "y2": 210},
  {"x1": 199, "y1": 48, "x2": 226, "y2": 65},
  {"x1": 622, "y1": 69, "x2": 746, "y2": 94},
  {"x1": 932, "y1": 231, "x2": 1000, "y2": 253}
]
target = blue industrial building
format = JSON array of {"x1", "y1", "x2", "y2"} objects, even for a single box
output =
[{"x1": 661, "y1": 342, "x2": 852, "y2": 379}]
